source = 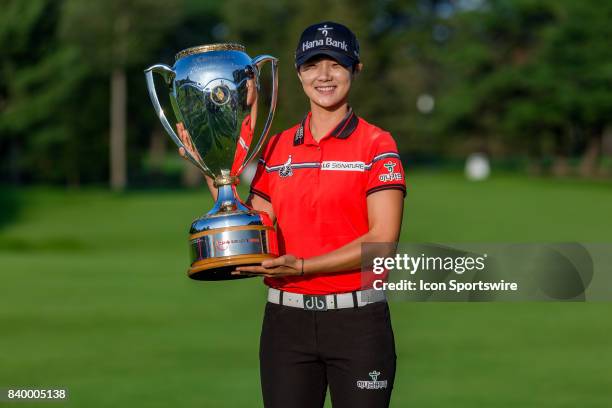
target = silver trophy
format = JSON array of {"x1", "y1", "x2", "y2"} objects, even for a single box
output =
[{"x1": 144, "y1": 43, "x2": 278, "y2": 280}]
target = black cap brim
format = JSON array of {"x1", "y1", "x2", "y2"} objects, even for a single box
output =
[{"x1": 295, "y1": 48, "x2": 355, "y2": 68}]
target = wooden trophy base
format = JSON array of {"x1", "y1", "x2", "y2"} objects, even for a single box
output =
[
  {"x1": 187, "y1": 198, "x2": 278, "y2": 281},
  {"x1": 188, "y1": 253, "x2": 275, "y2": 281}
]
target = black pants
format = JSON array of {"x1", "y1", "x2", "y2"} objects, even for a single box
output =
[{"x1": 260, "y1": 301, "x2": 396, "y2": 408}]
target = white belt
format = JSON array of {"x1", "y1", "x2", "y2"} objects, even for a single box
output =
[{"x1": 267, "y1": 288, "x2": 386, "y2": 311}]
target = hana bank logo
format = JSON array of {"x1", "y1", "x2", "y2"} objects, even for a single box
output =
[
  {"x1": 356, "y1": 370, "x2": 388, "y2": 390},
  {"x1": 378, "y1": 161, "x2": 402, "y2": 182},
  {"x1": 317, "y1": 24, "x2": 333, "y2": 36}
]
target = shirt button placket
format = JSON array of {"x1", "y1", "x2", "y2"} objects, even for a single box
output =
[{"x1": 316, "y1": 145, "x2": 322, "y2": 187}]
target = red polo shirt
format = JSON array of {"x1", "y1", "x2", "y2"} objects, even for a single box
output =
[{"x1": 250, "y1": 109, "x2": 406, "y2": 295}]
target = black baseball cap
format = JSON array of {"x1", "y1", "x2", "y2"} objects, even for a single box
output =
[{"x1": 295, "y1": 21, "x2": 360, "y2": 69}]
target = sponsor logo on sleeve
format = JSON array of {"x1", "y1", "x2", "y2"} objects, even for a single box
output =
[{"x1": 378, "y1": 161, "x2": 402, "y2": 182}]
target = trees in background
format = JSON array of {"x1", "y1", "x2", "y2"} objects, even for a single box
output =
[
  {"x1": 61, "y1": 0, "x2": 182, "y2": 191},
  {"x1": 0, "y1": 0, "x2": 83, "y2": 184},
  {"x1": 1, "y1": 0, "x2": 611, "y2": 186},
  {"x1": 434, "y1": 0, "x2": 612, "y2": 175}
]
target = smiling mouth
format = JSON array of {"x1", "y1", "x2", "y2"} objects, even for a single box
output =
[{"x1": 315, "y1": 85, "x2": 336, "y2": 94}]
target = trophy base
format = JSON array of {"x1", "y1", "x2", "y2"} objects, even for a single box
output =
[
  {"x1": 188, "y1": 207, "x2": 278, "y2": 281},
  {"x1": 188, "y1": 253, "x2": 275, "y2": 280}
]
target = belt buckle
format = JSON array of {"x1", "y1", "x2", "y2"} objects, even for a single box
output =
[{"x1": 303, "y1": 295, "x2": 327, "y2": 311}]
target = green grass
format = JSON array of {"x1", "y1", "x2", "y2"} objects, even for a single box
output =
[{"x1": 1, "y1": 172, "x2": 611, "y2": 407}]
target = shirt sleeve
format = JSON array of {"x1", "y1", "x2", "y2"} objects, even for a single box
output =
[
  {"x1": 230, "y1": 115, "x2": 253, "y2": 176},
  {"x1": 249, "y1": 134, "x2": 276, "y2": 202},
  {"x1": 366, "y1": 132, "x2": 406, "y2": 197},
  {"x1": 249, "y1": 158, "x2": 271, "y2": 202}
]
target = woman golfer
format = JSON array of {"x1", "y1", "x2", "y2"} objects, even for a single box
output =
[{"x1": 179, "y1": 21, "x2": 405, "y2": 408}]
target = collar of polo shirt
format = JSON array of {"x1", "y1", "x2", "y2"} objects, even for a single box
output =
[{"x1": 293, "y1": 108, "x2": 359, "y2": 146}]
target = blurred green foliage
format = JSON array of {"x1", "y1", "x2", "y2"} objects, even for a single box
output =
[
  {"x1": 435, "y1": 0, "x2": 612, "y2": 175},
  {"x1": 1, "y1": 0, "x2": 611, "y2": 186}
]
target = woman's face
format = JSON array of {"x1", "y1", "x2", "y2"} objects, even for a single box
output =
[{"x1": 298, "y1": 56, "x2": 359, "y2": 110}]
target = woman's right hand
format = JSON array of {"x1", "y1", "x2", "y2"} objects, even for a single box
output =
[
  {"x1": 176, "y1": 122, "x2": 217, "y2": 198},
  {"x1": 176, "y1": 122, "x2": 202, "y2": 162}
]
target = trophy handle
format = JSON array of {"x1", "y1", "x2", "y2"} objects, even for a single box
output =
[
  {"x1": 235, "y1": 55, "x2": 279, "y2": 175},
  {"x1": 144, "y1": 64, "x2": 208, "y2": 174}
]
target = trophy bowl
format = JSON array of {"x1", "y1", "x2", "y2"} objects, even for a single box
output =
[{"x1": 145, "y1": 43, "x2": 279, "y2": 280}]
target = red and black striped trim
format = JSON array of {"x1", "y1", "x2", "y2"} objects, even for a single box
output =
[
  {"x1": 332, "y1": 110, "x2": 358, "y2": 139},
  {"x1": 366, "y1": 184, "x2": 406, "y2": 198},
  {"x1": 293, "y1": 116, "x2": 308, "y2": 146},
  {"x1": 249, "y1": 187, "x2": 271, "y2": 202}
]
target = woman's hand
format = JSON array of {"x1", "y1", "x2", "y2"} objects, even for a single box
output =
[
  {"x1": 176, "y1": 122, "x2": 203, "y2": 162},
  {"x1": 176, "y1": 122, "x2": 217, "y2": 197},
  {"x1": 232, "y1": 255, "x2": 304, "y2": 278}
]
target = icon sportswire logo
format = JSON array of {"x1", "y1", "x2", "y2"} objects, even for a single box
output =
[{"x1": 356, "y1": 370, "x2": 388, "y2": 390}]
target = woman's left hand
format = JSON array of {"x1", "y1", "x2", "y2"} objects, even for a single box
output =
[{"x1": 232, "y1": 254, "x2": 303, "y2": 278}]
